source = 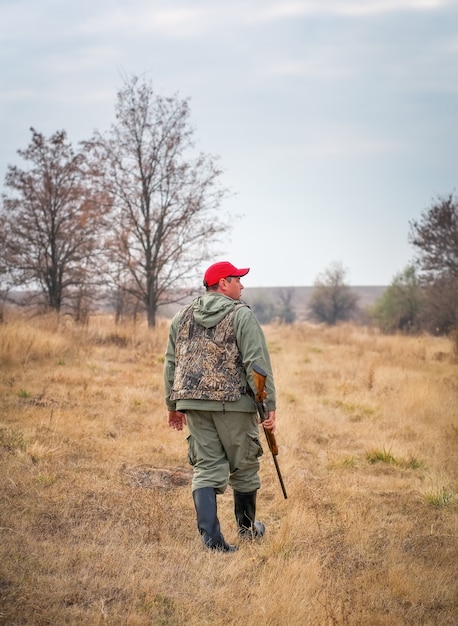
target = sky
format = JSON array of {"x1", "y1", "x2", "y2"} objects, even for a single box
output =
[{"x1": 1, "y1": 0, "x2": 457, "y2": 287}]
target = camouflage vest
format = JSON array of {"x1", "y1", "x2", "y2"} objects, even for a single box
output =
[{"x1": 169, "y1": 302, "x2": 247, "y2": 402}]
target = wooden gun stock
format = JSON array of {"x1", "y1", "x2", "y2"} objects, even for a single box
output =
[{"x1": 253, "y1": 364, "x2": 287, "y2": 499}]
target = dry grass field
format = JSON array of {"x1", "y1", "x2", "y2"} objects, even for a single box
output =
[{"x1": 0, "y1": 313, "x2": 457, "y2": 625}]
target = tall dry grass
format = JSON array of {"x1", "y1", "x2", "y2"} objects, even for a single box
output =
[{"x1": 0, "y1": 313, "x2": 457, "y2": 625}]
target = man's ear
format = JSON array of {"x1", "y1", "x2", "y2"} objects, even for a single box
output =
[{"x1": 217, "y1": 278, "x2": 227, "y2": 292}]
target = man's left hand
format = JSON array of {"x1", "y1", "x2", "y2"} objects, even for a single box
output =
[{"x1": 262, "y1": 410, "x2": 276, "y2": 432}]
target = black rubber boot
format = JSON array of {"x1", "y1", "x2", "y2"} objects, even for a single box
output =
[
  {"x1": 233, "y1": 490, "x2": 266, "y2": 540},
  {"x1": 192, "y1": 487, "x2": 237, "y2": 552}
]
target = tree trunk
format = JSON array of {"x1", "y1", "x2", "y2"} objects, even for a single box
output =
[{"x1": 147, "y1": 304, "x2": 156, "y2": 328}]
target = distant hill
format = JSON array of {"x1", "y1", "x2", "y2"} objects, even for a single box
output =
[
  {"x1": 159, "y1": 285, "x2": 387, "y2": 320},
  {"x1": 5, "y1": 285, "x2": 387, "y2": 321},
  {"x1": 243, "y1": 285, "x2": 386, "y2": 321}
]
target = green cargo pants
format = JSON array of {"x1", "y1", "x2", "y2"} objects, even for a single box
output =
[{"x1": 185, "y1": 410, "x2": 264, "y2": 494}]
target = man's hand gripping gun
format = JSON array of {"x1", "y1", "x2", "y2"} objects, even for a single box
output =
[{"x1": 253, "y1": 364, "x2": 287, "y2": 499}]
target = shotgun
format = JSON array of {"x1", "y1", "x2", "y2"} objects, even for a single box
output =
[{"x1": 253, "y1": 364, "x2": 288, "y2": 499}]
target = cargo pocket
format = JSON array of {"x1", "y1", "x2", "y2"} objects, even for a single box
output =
[
  {"x1": 187, "y1": 434, "x2": 198, "y2": 466},
  {"x1": 246, "y1": 434, "x2": 264, "y2": 462}
]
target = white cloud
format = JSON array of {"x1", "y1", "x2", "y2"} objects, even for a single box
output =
[
  {"x1": 265, "y1": 58, "x2": 352, "y2": 79},
  {"x1": 251, "y1": 0, "x2": 451, "y2": 21},
  {"x1": 65, "y1": 0, "x2": 452, "y2": 42},
  {"x1": 79, "y1": 4, "x2": 227, "y2": 39},
  {"x1": 52, "y1": 46, "x2": 120, "y2": 74},
  {"x1": 0, "y1": 88, "x2": 36, "y2": 103},
  {"x1": 267, "y1": 130, "x2": 409, "y2": 161},
  {"x1": 307, "y1": 133, "x2": 409, "y2": 158}
]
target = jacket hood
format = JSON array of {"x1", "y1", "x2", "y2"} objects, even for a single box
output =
[{"x1": 192, "y1": 293, "x2": 241, "y2": 328}]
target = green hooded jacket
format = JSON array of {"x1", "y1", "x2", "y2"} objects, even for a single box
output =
[{"x1": 164, "y1": 292, "x2": 276, "y2": 413}]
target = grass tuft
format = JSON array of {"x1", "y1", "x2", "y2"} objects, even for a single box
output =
[
  {"x1": 0, "y1": 427, "x2": 27, "y2": 453},
  {"x1": 16, "y1": 389, "x2": 33, "y2": 398},
  {"x1": 365, "y1": 447, "x2": 398, "y2": 465},
  {"x1": 424, "y1": 488, "x2": 457, "y2": 508}
]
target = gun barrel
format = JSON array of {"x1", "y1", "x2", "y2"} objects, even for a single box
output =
[
  {"x1": 272, "y1": 454, "x2": 288, "y2": 499},
  {"x1": 256, "y1": 400, "x2": 287, "y2": 499}
]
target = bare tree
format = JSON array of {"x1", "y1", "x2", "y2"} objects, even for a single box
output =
[
  {"x1": 419, "y1": 274, "x2": 458, "y2": 334},
  {"x1": 1, "y1": 128, "x2": 111, "y2": 313},
  {"x1": 409, "y1": 193, "x2": 458, "y2": 280},
  {"x1": 409, "y1": 193, "x2": 458, "y2": 334},
  {"x1": 309, "y1": 261, "x2": 359, "y2": 325},
  {"x1": 277, "y1": 288, "x2": 296, "y2": 323},
  {"x1": 87, "y1": 75, "x2": 230, "y2": 327},
  {"x1": 247, "y1": 288, "x2": 296, "y2": 324},
  {"x1": 0, "y1": 215, "x2": 9, "y2": 322}
]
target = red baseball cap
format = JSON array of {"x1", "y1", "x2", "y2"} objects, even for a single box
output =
[{"x1": 203, "y1": 261, "x2": 250, "y2": 287}]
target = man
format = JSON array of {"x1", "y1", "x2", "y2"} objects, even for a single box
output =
[{"x1": 164, "y1": 261, "x2": 276, "y2": 552}]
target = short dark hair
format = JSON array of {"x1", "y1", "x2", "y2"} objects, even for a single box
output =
[{"x1": 205, "y1": 276, "x2": 233, "y2": 291}]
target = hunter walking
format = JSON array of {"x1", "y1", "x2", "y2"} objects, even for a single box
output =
[{"x1": 164, "y1": 261, "x2": 277, "y2": 552}]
